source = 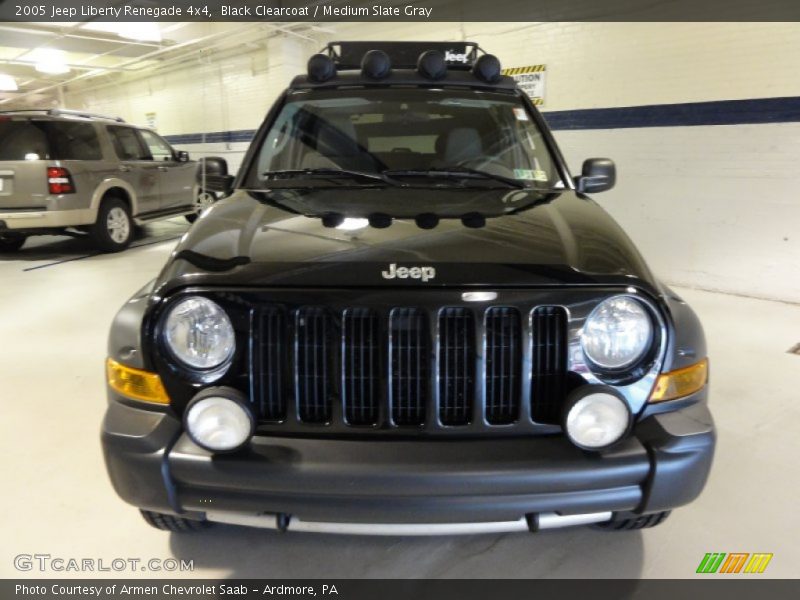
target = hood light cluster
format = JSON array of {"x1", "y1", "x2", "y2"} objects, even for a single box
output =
[{"x1": 320, "y1": 212, "x2": 488, "y2": 230}]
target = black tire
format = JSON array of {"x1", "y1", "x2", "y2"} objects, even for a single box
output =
[
  {"x1": 140, "y1": 510, "x2": 210, "y2": 532},
  {"x1": 185, "y1": 189, "x2": 218, "y2": 223},
  {"x1": 0, "y1": 233, "x2": 27, "y2": 252},
  {"x1": 593, "y1": 511, "x2": 671, "y2": 531},
  {"x1": 91, "y1": 196, "x2": 133, "y2": 252}
]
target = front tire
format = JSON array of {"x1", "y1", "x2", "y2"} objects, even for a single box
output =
[
  {"x1": 0, "y1": 233, "x2": 27, "y2": 252},
  {"x1": 140, "y1": 510, "x2": 210, "y2": 532},
  {"x1": 92, "y1": 197, "x2": 133, "y2": 252}
]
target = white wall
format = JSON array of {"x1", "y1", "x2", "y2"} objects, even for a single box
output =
[{"x1": 64, "y1": 22, "x2": 800, "y2": 302}]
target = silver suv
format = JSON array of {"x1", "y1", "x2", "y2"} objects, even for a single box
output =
[{"x1": 0, "y1": 109, "x2": 214, "y2": 252}]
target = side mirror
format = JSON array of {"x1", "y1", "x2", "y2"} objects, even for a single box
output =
[
  {"x1": 197, "y1": 156, "x2": 234, "y2": 195},
  {"x1": 176, "y1": 150, "x2": 190, "y2": 162},
  {"x1": 574, "y1": 158, "x2": 616, "y2": 194}
]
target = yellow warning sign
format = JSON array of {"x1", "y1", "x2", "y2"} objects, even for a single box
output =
[{"x1": 502, "y1": 65, "x2": 546, "y2": 106}]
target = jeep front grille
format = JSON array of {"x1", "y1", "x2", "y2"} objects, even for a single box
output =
[{"x1": 252, "y1": 303, "x2": 568, "y2": 435}]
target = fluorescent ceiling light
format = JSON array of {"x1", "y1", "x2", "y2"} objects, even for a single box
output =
[
  {"x1": 34, "y1": 49, "x2": 70, "y2": 75},
  {"x1": 336, "y1": 218, "x2": 369, "y2": 231},
  {"x1": 0, "y1": 73, "x2": 17, "y2": 91}
]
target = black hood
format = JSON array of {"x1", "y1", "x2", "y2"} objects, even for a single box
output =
[{"x1": 154, "y1": 187, "x2": 658, "y2": 294}]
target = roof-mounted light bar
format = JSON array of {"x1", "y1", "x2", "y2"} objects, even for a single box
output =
[{"x1": 306, "y1": 41, "x2": 505, "y2": 88}]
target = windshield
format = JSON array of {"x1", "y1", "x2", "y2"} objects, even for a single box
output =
[{"x1": 245, "y1": 88, "x2": 564, "y2": 189}]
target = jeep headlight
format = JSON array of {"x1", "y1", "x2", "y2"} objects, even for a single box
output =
[
  {"x1": 581, "y1": 296, "x2": 653, "y2": 371},
  {"x1": 164, "y1": 296, "x2": 235, "y2": 371}
]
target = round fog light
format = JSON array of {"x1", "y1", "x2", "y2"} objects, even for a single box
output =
[
  {"x1": 184, "y1": 389, "x2": 254, "y2": 453},
  {"x1": 563, "y1": 387, "x2": 631, "y2": 450}
]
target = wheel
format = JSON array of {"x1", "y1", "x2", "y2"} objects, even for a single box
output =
[
  {"x1": 0, "y1": 233, "x2": 27, "y2": 252},
  {"x1": 593, "y1": 511, "x2": 671, "y2": 531},
  {"x1": 91, "y1": 197, "x2": 133, "y2": 252},
  {"x1": 140, "y1": 510, "x2": 210, "y2": 532},
  {"x1": 185, "y1": 189, "x2": 218, "y2": 223}
]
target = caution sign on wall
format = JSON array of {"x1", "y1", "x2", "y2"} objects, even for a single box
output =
[{"x1": 501, "y1": 65, "x2": 546, "y2": 106}]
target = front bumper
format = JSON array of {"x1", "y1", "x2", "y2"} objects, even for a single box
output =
[{"x1": 101, "y1": 400, "x2": 715, "y2": 531}]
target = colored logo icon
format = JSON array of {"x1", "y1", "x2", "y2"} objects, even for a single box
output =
[{"x1": 696, "y1": 553, "x2": 773, "y2": 574}]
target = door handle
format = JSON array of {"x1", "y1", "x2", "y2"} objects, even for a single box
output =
[
  {"x1": 157, "y1": 166, "x2": 169, "y2": 172},
  {"x1": 119, "y1": 165, "x2": 131, "y2": 172}
]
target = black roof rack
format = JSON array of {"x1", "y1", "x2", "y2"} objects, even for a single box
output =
[
  {"x1": 325, "y1": 41, "x2": 481, "y2": 70},
  {"x1": 0, "y1": 108, "x2": 125, "y2": 122}
]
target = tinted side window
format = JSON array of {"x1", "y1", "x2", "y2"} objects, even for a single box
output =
[
  {"x1": 47, "y1": 122, "x2": 102, "y2": 160},
  {"x1": 139, "y1": 130, "x2": 174, "y2": 161},
  {"x1": 0, "y1": 120, "x2": 49, "y2": 160},
  {"x1": 0, "y1": 120, "x2": 102, "y2": 161},
  {"x1": 107, "y1": 126, "x2": 149, "y2": 161}
]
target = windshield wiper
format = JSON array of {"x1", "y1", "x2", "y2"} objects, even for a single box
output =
[
  {"x1": 262, "y1": 168, "x2": 401, "y2": 186},
  {"x1": 382, "y1": 167, "x2": 528, "y2": 189}
]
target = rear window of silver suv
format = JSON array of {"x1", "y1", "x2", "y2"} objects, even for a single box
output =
[{"x1": 0, "y1": 118, "x2": 102, "y2": 161}]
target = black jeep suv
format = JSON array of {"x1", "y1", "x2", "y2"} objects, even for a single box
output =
[{"x1": 102, "y1": 42, "x2": 714, "y2": 535}]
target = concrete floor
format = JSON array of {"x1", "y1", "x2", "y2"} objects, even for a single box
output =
[{"x1": 1, "y1": 221, "x2": 798, "y2": 579}]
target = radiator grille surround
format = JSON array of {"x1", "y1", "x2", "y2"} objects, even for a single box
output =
[{"x1": 244, "y1": 297, "x2": 601, "y2": 436}]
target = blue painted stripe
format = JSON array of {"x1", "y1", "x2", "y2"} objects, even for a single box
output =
[
  {"x1": 544, "y1": 96, "x2": 800, "y2": 130},
  {"x1": 164, "y1": 129, "x2": 256, "y2": 144},
  {"x1": 162, "y1": 96, "x2": 800, "y2": 145}
]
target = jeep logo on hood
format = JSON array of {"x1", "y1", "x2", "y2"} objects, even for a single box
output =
[
  {"x1": 444, "y1": 50, "x2": 469, "y2": 64},
  {"x1": 382, "y1": 263, "x2": 436, "y2": 282}
]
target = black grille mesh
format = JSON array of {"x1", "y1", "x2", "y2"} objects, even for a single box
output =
[
  {"x1": 252, "y1": 304, "x2": 569, "y2": 432},
  {"x1": 390, "y1": 308, "x2": 429, "y2": 426},
  {"x1": 531, "y1": 306, "x2": 569, "y2": 424},
  {"x1": 485, "y1": 307, "x2": 521, "y2": 424},
  {"x1": 342, "y1": 308, "x2": 381, "y2": 425},
  {"x1": 295, "y1": 307, "x2": 333, "y2": 423},
  {"x1": 254, "y1": 308, "x2": 286, "y2": 421},
  {"x1": 439, "y1": 308, "x2": 475, "y2": 425}
]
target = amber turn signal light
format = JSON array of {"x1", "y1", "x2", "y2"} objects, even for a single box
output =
[
  {"x1": 649, "y1": 358, "x2": 709, "y2": 403},
  {"x1": 106, "y1": 358, "x2": 170, "y2": 404}
]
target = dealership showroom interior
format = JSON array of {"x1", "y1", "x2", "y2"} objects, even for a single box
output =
[{"x1": 1, "y1": 11, "x2": 799, "y2": 582}]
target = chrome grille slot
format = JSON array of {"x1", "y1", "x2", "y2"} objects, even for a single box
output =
[
  {"x1": 389, "y1": 308, "x2": 429, "y2": 426},
  {"x1": 531, "y1": 306, "x2": 568, "y2": 424},
  {"x1": 295, "y1": 307, "x2": 333, "y2": 423},
  {"x1": 342, "y1": 308, "x2": 381, "y2": 426},
  {"x1": 485, "y1": 307, "x2": 521, "y2": 424},
  {"x1": 253, "y1": 307, "x2": 286, "y2": 421},
  {"x1": 439, "y1": 307, "x2": 475, "y2": 426}
]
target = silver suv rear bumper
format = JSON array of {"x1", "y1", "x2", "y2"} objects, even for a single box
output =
[{"x1": 0, "y1": 207, "x2": 94, "y2": 230}]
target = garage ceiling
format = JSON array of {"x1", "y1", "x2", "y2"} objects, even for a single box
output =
[{"x1": 0, "y1": 22, "x2": 323, "y2": 108}]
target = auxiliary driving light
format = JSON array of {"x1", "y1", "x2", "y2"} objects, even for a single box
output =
[
  {"x1": 184, "y1": 389, "x2": 255, "y2": 453},
  {"x1": 563, "y1": 387, "x2": 631, "y2": 451}
]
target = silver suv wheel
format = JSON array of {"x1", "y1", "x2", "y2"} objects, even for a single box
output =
[
  {"x1": 195, "y1": 191, "x2": 216, "y2": 213},
  {"x1": 92, "y1": 197, "x2": 133, "y2": 252},
  {"x1": 106, "y1": 207, "x2": 131, "y2": 244}
]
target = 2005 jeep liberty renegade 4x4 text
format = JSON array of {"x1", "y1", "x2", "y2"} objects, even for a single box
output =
[{"x1": 102, "y1": 42, "x2": 715, "y2": 536}]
